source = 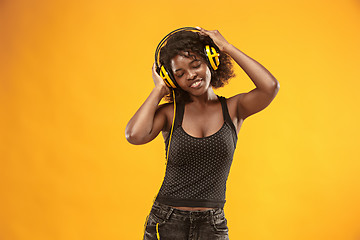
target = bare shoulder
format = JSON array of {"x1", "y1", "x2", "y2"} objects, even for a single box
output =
[
  {"x1": 226, "y1": 93, "x2": 247, "y2": 120},
  {"x1": 226, "y1": 84, "x2": 279, "y2": 120},
  {"x1": 217, "y1": 93, "x2": 247, "y2": 133},
  {"x1": 156, "y1": 102, "x2": 174, "y2": 132}
]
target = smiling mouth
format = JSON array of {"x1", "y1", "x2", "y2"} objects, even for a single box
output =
[{"x1": 190, "y1": 79, "x2": 202, "y2": 88}]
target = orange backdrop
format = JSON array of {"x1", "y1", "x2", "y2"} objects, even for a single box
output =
[{"x1": 1, "y1": 0, "x2": 360, "y2": 239}]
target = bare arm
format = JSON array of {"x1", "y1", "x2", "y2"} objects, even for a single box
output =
[
  {"x1": 196, "y1": 27, "x2": 280, "y2": 120},
  {"x1": 125, "y1": 63, "x2": 171, "y2": 145},
  {"x1": 224, "y1": 43, "x2": 280, "y2": 120}
]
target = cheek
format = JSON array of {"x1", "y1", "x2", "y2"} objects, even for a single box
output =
[
  {"x1": 198, "y1": 63, "x2": 211, "y2": 78},
  {"x1": 205, "y1": 66, "x2": 212, "y2": 80}
]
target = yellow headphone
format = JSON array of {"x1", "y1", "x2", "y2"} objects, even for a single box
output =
[
  {"x1": 155, "y1": 27, "x2": 221, "y2": 89},
  {"x1": 154, "y1": 27, "x2": 221, "y2": 165}
]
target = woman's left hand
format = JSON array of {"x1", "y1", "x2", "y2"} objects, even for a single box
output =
[{"x1": 195, "y1": 27, "x2": 231, "y2": 52}]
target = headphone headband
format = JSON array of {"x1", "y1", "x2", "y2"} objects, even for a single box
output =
[
  {"x1": 155, "y1": 27, "x2": 200, "y2": 69},
  {"x1": 154, "y1": 27, "x2": 220, "y2": 89}
]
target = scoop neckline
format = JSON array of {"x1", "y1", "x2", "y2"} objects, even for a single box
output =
[
  {"x1": 179, "y1": 122, "x2": 227, "y2": 140},
  {"x1": 179, "y1": 95, "x2": 225, "y2": 139}
]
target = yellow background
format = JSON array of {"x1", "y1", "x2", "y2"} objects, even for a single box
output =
[{"x1": 1, "y1": 0, "x2": 360, "y2": 239}]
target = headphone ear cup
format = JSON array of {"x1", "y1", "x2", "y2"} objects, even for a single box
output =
[
  {"x1": 205, "y1": 45, "x2": 220, "y2": 70},
  {"x1": 159, "y1": 65, "x2": 177, "y2": 88}
]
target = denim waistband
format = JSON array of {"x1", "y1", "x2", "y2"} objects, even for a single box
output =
[{"x1": 151, "y1": 200, "x2": 225, "y2": 222}]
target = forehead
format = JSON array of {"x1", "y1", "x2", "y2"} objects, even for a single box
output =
[{"x1": 170, "y1": 51, "x2": 202, "y2": 69}]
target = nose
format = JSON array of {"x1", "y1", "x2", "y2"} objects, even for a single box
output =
[{"x1": 187, "y1": 70, "x2": 197, "y2": 80}]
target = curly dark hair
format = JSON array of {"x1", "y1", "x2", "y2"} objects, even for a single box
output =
[{"x1": 159, "y1": 30, "x2": 235, "y2": 103}]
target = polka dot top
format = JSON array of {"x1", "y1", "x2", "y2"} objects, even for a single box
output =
[{"x1": 155, "y1": 95, "x2": 238, "y2": 208}]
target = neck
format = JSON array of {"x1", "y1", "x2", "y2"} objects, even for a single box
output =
[{"x1": 188, "y1": 87, "x2": 218, "y2": 106}]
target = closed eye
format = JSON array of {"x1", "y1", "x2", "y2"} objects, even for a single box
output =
[{"x1": 175, "y1": 61, "x2": 201, "y2": 78}]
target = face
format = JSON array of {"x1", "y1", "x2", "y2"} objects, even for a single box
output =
[{"x1": 170, "y1": 51, "x2": 212, "y2": 96}]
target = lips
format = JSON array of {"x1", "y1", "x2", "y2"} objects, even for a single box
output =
[{"x1": 190, "y1": 79, "x2": 202, "y2": 88}]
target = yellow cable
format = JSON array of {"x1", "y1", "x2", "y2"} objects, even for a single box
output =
[
  {"x1": 165, "y1": 89, "x2": 176, "y2": 166},
  {"x1": 156, "y1": 222, "x2": 160, "y2": 239}
]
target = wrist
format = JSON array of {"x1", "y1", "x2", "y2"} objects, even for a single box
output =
[
  {"x1": 222, "y1": 43, "x2": 234, "y2": 54},
  {"x1": 153, "y1": 85, "x2": 169, "y2": 98}
]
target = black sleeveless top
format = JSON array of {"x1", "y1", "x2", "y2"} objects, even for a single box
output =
[{"x1": 155, "y1": 95, "x2": 238, "y2": 208}]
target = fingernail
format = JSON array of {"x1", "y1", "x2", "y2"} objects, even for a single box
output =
[{"x1": 195, "y1": 26, "x2": 201, "y2": 30}]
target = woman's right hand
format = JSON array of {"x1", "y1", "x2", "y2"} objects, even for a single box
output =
[{"x1": 152, "y1": 63, "x2": 171, "y2": 96}]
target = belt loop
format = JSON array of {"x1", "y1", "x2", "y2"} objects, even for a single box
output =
[
  {"x1": 165, "y1": 207, "x2": 174, "y2": 220},
  {"x1": 209, "y1": 209, "x2": 215, "y2": 225},
  {"x1": 210, "y1": 209, "x2": 215, "y2": 218}
]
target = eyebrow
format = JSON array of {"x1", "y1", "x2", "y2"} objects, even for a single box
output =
[{"x1": 174, "y1": 59, "x2": 200, "y2": 72}]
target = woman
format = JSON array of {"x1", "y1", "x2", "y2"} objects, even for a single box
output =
[{"x1": 125, "y1": 27, "x2": 280, "y2": 240}]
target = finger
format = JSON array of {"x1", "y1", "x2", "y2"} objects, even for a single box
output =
[
  {"x1": 195, "y1": 26, "x2": 208, "y2": 35},
  {"x1": 195, "y1": 26, "x2": 208, "y2": 32}
]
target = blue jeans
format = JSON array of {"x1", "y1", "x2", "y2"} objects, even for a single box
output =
[{"x1": 143, "y1": 200, "x2": 229, "y2": 240}]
